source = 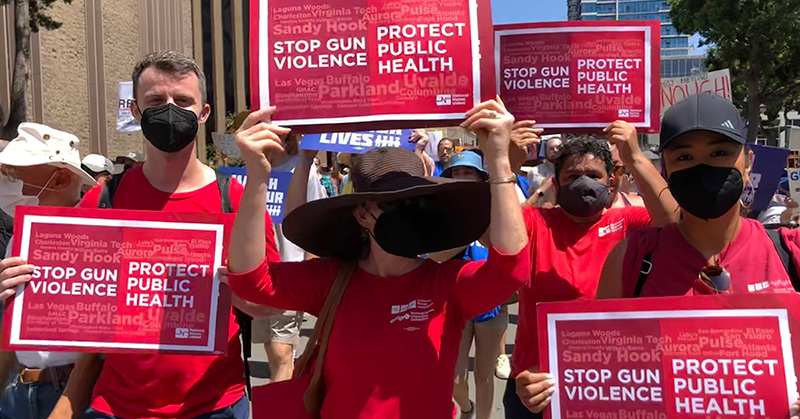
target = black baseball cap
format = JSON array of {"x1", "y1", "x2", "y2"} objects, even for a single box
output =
[{"x1": 660, "y1": 94, "x2": 746, "y2": 151}]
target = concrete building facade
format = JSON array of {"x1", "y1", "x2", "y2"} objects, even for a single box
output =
[{"x1": 0, "y1": 0, "x2": 196, "y2": 161}]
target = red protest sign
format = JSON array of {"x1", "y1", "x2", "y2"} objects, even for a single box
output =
[
  {"x1": 495, "y1": 21, "x2": 661, "y2": 133},
  {"x1": 537, "y1": 294, "x2": 800, "y2": 419},
  {"x1": 250, "y1": 0, "x2": 495, "y2": 132},
  {"x1": 2, "y1": 206, "x2": 233, "y2": 355}
]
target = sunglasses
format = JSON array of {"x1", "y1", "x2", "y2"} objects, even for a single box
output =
[{"x1": 693, "y1": 265, "x2": 731, "y2": 295}]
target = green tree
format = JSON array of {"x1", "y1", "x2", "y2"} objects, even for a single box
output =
[
  {"x1": 0, "y1": 0, "x2": 72, "y2": 139},
  {"x1": 670, "y1": 0, "x2": 800, "y2": 142}
]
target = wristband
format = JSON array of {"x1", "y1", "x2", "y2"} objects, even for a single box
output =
[{"x1": 488, "y1": 175, "x2": 517, "y2": 185}]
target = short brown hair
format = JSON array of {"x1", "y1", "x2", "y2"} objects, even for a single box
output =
[{"x1": 132, "y1": 51, "x2": 207, "y2": 103}]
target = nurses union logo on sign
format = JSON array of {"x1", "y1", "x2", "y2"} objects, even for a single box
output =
[
  {"x1": 3, "y1": 206, "x2": 233, "y2": 355},
  {"x1": 250, "y1": 0, "x2": 497, "y2": 131},
  {"x1": 537, "y1": 294, "x2": 800, "y2": 419},
  {"x1": 495, "y1": 21, "x2": 661, "y2": 133}
]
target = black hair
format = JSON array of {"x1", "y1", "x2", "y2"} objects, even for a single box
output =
[{"x1": 554, "y1": 138, "x2": 614, "y2": 182}]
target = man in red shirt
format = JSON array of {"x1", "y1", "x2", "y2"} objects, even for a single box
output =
[
  {"x1": 44, "y1": 51, "x2": 280, "y2": 419},
  {"x1": 507, "y1": 122, "x2": 679, "y2": 418}
]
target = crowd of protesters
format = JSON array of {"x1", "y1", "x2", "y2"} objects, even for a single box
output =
[{"x1": 0, "y1": 47, "x2": 796, "y2": 419}]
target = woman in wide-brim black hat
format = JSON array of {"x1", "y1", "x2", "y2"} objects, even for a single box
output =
[{"x1": 225, "y1": 99, "x2": 531, "y2": 419}]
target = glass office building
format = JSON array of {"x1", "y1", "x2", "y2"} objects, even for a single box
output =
[{"x1": 567, "y1": 0, "x2": 705, "y2": 77}]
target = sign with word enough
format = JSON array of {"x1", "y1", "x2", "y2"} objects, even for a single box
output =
[
  {"x1": 661, "y1": 69, "x2": 732, "y2": 116},
  {"x1": 249, "y1": 0, "x2": 495, "y2": 131},
  {"x1": 216, "y1": 166, "x2": 293, "y2": 224},
  {"x1": 3, "y1": 206, "x2": 234, "y2": 355},
  {"x1": 538, "y1": 294, "x2": 800, "y2": 419},
  {"x1": 300, "y1": 129, "x2": 415, "y2": 153},
  {"x1": 495, "y1": 21, "x2": 661, "y2": 133}
]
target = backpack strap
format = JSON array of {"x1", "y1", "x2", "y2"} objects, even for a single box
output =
[
  {"x1": 235, "y1": 307, "x2": 254, "y2": 399},
  {"x1": 215, "y1": 170, "x2": 233, "y2": 213},
  {"x1": 97, "y1": 173, "x2": 125, "y2": 208},
  {"x1": 632, "y1": 228, "x2": 661, "y2": 298},
  {"x1": 213, "y1": 170, "x2": 254, "y2": 398},
  {"x1": 766, "y1": 228, "x2": 800, "y2": 291}
]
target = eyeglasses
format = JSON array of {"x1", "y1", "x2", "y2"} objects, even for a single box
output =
[{"x1": 693, "y1": 265, "x2": 731, "y2": 295}]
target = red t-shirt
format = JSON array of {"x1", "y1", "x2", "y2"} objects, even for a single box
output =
[
  {"x1": 80, "y1": 166, "x2": 281, "y2": 419},
  {"x1": 621, "y1": 219, "x2": 796, "y2": 297},
  {"x1": 227, "y1": 247, "x2": 531, "y2": 419},
  {"x1": 512, "y1": 206, "x2": 651, "y2": 376}
]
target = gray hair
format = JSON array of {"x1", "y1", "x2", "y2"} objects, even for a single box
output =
[{"x1": 132, "y1": 51, "x2": 207, "y2": 103}]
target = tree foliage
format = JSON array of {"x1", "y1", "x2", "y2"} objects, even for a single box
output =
[
  {"x1": 0, "y1": 0, "x2": 71, "y2": 139},
  {"x1": 0, "y1": 0, "x2": 72, "y2": 32},
  {"x1": 670, "y1": 0, "x2": 800, "y2": 142}
]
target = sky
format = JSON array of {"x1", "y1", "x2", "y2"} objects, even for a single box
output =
[
  {"x1": 491, "y1": 0, "x2": 706, "y2": 54},
  {"x1": 492, "y1": 0, "x2": 567, "y2": 24}
]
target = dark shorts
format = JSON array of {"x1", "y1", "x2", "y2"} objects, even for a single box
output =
[{"x1": 82, "y1": 395, "x2": 249, "y2": 419}]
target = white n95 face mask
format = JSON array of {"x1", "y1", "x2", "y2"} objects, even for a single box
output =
[{"x1": 0, "y1": 177, "x2": 39, "y2": 217}]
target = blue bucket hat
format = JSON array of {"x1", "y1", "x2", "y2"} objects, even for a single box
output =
[{"x1": 441, "y1": 150, "x2": 488, "y2": 181}]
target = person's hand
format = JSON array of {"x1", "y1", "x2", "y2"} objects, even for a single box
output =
[
  {"x1": 512, "y1": 120, "x2": 544, "y2": 152},
  {"x1": 515, "y1": 369, "x2": 555, "y2": 413},
  {"x1": 409, "y1": 129, "x2": 430, "y2": 154},
  {"x1": 0, "y1": 257, "x2": 34, "y2": 301},
  {"x1": 463, "y1": 97, "x2": 515, "y2": 162},
  {"x1": 234, "y1": 107, "x2": 291, "y2": 182},
  {"x1": 790, "y1": 399, "x2": 800, "y2": 419},
  {"x1": 604, "y1": 120, "x2": 642, "y2": 166}
]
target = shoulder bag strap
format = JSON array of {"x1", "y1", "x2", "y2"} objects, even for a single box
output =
[
  {"x1": 632, "y1": 228, "x2": 661, "y2": 298},
  {"x1": 766, "y1": 228, "x2": 800, "y2": 291},
  {"x1": 97, "y1": 173, "x2": 125, "y2": 208},
  {"x1": 297, "y1": 261, "x2": 357, "y2": 414}
]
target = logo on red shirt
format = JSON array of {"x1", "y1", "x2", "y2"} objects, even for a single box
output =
[{"x1": 598, "y1": 220, "x2": 624, "y2": 237}]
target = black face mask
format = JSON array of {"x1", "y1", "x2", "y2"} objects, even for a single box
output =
[
  {"x1": 668, "y1": 164, "x2": 743, "y2": 220},
  {"x1": 557, "y1": 176, "x2": 611, "y2": 218},
  {"x1": 368, "y1": 200, "x2": 438, "y2": 258},
  {"x1": 140, "y1": 104, "x2": 199, "y2": 153}
]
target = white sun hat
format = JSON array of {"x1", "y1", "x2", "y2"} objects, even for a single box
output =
[
  {"x1": 82, "y1": 154, "x2": 121, "y2": 175},
  {"x1": 0, "y1": 123, "x2": 96, "y2": 186}
]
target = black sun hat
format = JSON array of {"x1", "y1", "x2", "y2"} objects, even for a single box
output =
[{"x1": 282, "y1": 147, "x2": 490, "y2": 259}]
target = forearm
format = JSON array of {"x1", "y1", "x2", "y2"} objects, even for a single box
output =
[
  {"x1": 487, "y1": 158, "x2": 527, "y2": 254},
  {"x1": 630, "y1": 155, "x2": 679, "y2": 225},
  {"x1": 418, "y1": 151, "x2": 435, "y2": 177},
  {"x1": 285, "y1": 157, "x2": 313, "y2": 215},
  {"x1": 48, "y1": 354, "x2": 103, "y2": 419},
  {"x1": 229, "y1": 181, "x2": 268, "y2": 273}
]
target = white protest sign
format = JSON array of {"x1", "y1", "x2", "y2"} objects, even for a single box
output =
[
  {"x1": 211, "y1": 133, "x2": 241, "y2": 158},
  {"x1": 661, "y1": 69, "x2": 732, "y2": 115},
  {"x1": 117, "y1": 82, "x2": 141, "y2": 133}
]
